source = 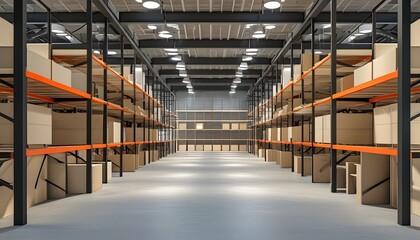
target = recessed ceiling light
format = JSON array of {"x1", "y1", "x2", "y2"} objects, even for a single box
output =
[
  {"x1": 93, "y1": 50, "x2": 100, "y2": 54},
  {"x1": 229, "y1": 90, "x2": 236, "y2": 94},
  {"x1": 235, "y1": 72, "x2": 244, "y2": 77},
  {"x1": 186, "y1": 85, "x2": 193, "y2": 89},
  {"x1": 252, "y1": 33, "x2": 266, "y2": 39},
  {"x1": 242, "y1": 56, "x2": 253, "y2": 61},
  {"x1": 159, "y1": 33, "x2": 173, "y2": 38},
  {"x1": 51, "y1": 23, "x2": 65, "y2": 33},
  {"x1": 231, "y1": 85, "x2": 238, "y2": 89},
  {"x1": 141, "y1": 0, "x2": 160, "y2": 9},
  {"x1": 264, "y1": 0, "x2": 281, "y2": 10},
  {"x1": 246, "y1": 48, "x2": 258, "y2": 52},
  {"x1": 164, "y1": 48, "x2": 178, "y2": 52},
  {"x1": 315, "y1": 51, "x2": 322, "y2": 54},
  {"x1": 147, "y1": 24, "x2": 157, "y2": 30},
  {"x1": 264, "y1": 25, "x2": 276, "y2": 30},
  {"x1": 233, "y1": 78, "x2": 241, "y2": 83},
  {"x1": 167, "y1": 52, "x2": 178, "y2": 56},
  {"x1": 108, "y1": 51, "x2": 117, "y2": 55},
  {"x1": 171, "y1": 55, "x2": 182, "y2": 61},
  {"x1": 179, "y1": 70, "x2": 188, "y2": 77},
  {"x1": 182, "y1": 78, "x2": 190, "y2": 83},
  {"x1": 65, "y1": 35, "x2": 73, "y2": 40},
  {"x1": 240, "y1": 62, "x2": 248, "y2": 68},
  {"x1": 56, "y1": 33, "x2": 68, "y2": 36},
  {"x1": 354, "y1": 33, "x2": 365, "y2": 36},
  {"x1": 323, "y1": 24, "x2": 331, "y2": 29},
  {"x1": 359, "y1": 24, "x2": 372, "y2": 34},
  {"x1": 246, "y1": 52, "x2": 258, "y2": 56},
  {"x1": 176, "y1": 62, "x2": 186, "y2": 68}
]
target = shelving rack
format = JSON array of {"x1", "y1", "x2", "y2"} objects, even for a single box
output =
[
  {"x1": 248, "y1": 0, "x2": 415, "y2": 226},
  {"x1": 3, "y1": 0, "x2": 176, "y2": 225}
]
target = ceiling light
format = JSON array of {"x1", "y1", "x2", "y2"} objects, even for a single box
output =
[
  {"x1": 359, "y1": 24, "x2": 372, "y2": 34},
  {"x1": 242, "y1": 56, "x2": 253, "y2": 61},
  {"x1": 231, "y1": 85, "x2": 238, "y2": 89},
  {"x1": 264, "y1": 24, "x2": 276, "y2": 30},
  {"x1": 171, "y1": 55, "x2": 182, "y2": 61},
  {"x1": 253, "y1": 25, "x2": 265, "y2": 34},
  {"x1": 56, "y1": 33, "x2": 68, "y2": 36},
  {"x1": 186, "y1": 85, "x2": 193, "y2": 89},
  {"x1": 167, "y1": 52, "x2": 178, "y2": 56},
  {"x1": 176, "y1": 62, "x2": 186, "y2": 68},
  {"x1": 238, "y1": 66, "x2": 247, "y2": 70},
  {"x1": 235, "y1": 72, "x2": 243, "y2": 78},
  {"x1": 246, "y1": 52, "x2": 258, "y2": 56},
  {"x1": 246, "y1": 48, "x2": 258, "y2": 52},
  {"x1": 348, "y1": 35, "x2": 357, "y2": 42},
  {"x1": 142, "y1": 0, "x2": 160, "y2": 9},
  {"x1": 147, "y1": 24, "x2": 157, "y2": 30},
  {"x1": 65, "y1": 35, "x2": 73, "y2": 40},
  {"x1": 93, "y1": 50, "x2": 100, "y2": 54},
  {"x1": 188, "y1": 91, "x2": 195, "y2": 94},
  {"x1": 239, "y1": 62, "x2": 248, "y2": 68},
  {"x1": 164, "y1": 48, "x2": 178, "y2": 52},
  {"x1": 108, "y1": 51, "x2": 117, "y2": 55},
  {"x1": 252, "y1": 33, "x2": 266, "y2": 39},
  {"x1": 233, "y1": 78, "x2": 241, "y2": 84},
  {"x1": 264, "y1": 0, "x2": 281, "y2": 10},
  {"x1": 323, "y1": 24, "x2": 331, "y2": 29},
  {"x1": 179, "y1": 70, "x2": 188, "y2": 77},
  {"x1": 229, "y1": 90, "x2": 236, "y2": 94},
  {"x1": 354, "y1": 33, "x2": 365, "y2": 36},
  {"x1": 315, "y1": 51, "x2": 322, "y2": 54},
  {"x1": 159, "y1": 33, "x2": 173, "y2": 38},
  {"x1": 182, "y1": 78, "x2": 190, "y2": 83},
  {"x1": 51, "y1": 23, "x2": 65, "y2": 34}
]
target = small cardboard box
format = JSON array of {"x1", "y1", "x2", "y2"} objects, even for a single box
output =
[
  {"x1": 204, "y1": 145, "x2": 212, "y2": 151},
  {"x1": 67, "y1": 163, "x2": 103, "y2": 194},
  {"x1": 110, "y1": 154, "x2": 137, "y2": 172},
  {"x1": 337, "y1": 74, "x2": 354, "y2": 92},
  {"x1": 294, "y1": 156, "x2": 312, "y2": 176},
  {"x1": 213, "y1": 145, "x2": 222, "y2": 151},
  {"x1": 277, "y1": 151, "x2": 292, "y2": 168},
  {"x1": 222, "y1": 123, "x2": 230, "y2": 130}
]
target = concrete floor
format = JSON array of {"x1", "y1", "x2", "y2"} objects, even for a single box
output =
[{"x1": 1, "y1": 152, "x2": 420, "y2": 240}]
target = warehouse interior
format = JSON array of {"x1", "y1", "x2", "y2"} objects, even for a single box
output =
[{"x1": 1, "y1": 0, "x2": 420, "y2": 239}]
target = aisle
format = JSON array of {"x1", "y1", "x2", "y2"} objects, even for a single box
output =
[{"x1": 0, "y1": 152, "x2": 419, "y2": 240}]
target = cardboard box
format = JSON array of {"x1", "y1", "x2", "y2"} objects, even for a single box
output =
[
  {"x1": 374, "y1": 43, "x2": 397, "y2": 59},
  {"x1": 222, "y1": 145, "x2": 230, "y2": 151},
  {"x1": 213, "y1": 145, "x2": 222, "y2": 151},
  {"x1": 110, "y1": 154, "x2": 137, "y2": 172},
  {"x1": 28, "y1": 43, "x2": 49, "y2": 59},
  {"x1": 239, "y1": 145, "x2": 247, "y2": 151},
  {"x1": 67, "y1": 164, "x2": 102, "y2": 194},
  {"x1": 196, "y1": 145, "x2": 204, "y2": 151},
  {"x1": 323, "y1": 113, "x2": 373, "y2": 145},
  {"x1": 277, "y1": 151, "x2": 292, "y2": 168},
  {"x1": 222, "y1": 123, "x2": 230, "y2": 130},
  {"x1": 374, "y1": 103, "x2": 420, "y2": 144},
  {"x1": 276, "y1": 128, "x2": 288, "y2": 141},
  {"x1": 47, "y1": 153, "x2": 67, "y2": 199},
  {"x1": 373, "y1": 46, "x2": 420, "y2": 78},
  {"x1": 0, "y1": 103, "x2": 52, "y2": 145},
  {"x1": 258, "y1": 149, "x2": 265, "y2": 158},
  {"x1": 301, "y1": 53, "x2": 321, "y2": 72},
  {"x1": 288, "y1": 98, "x2": 303, "y2": 108},
  {"x1": 346, "y1": 162, "x2": 358, "y2": 194},
  {"x1": 0, "y1": 155, "x2": 49, "y2": 218},
  {"x1": 354, "y1": 62, "x2": 372, "y2": 86},
  {"x1": 266, "y1": 149, "x2": 278, "y2": 162},
  {"x1": 204, "y1": 145, "x2": 212, "y2": 151},
  {"x1": 288, "y1": 124, "x2": 310, "y2": 142},
  {"x1": 294, "y1": 156, "x2": 312, "y2": 176},
  {"x1": 412, "y1": 19, "x2": 420, "y2": 47},
  {"x1": 315, "y1": 116, "x2": 324, "y2": 142},
  {"x1": 231, "y1": 123, "x2": 239, "y2": 130},
  {"x1": 179, "y1": 145, "x2": 187, "y2": 151},
  {"x1": 93, "y1": 161, "x2": 113, "y2": 182},
  {"x1": 0, "y1": 16, "x2": 13, "y2": 46},
  {"x1": 412, "y1": 156, "x2": 420, "y2": 215},
  {"x1": 188, "y1": 145, "x2": 195, "y2": 151},
  {"x1": 239, "y1": 123, "x2": 248, "y2": 130},
  {"x1": 356, "y1": 153, "x2": 390, "y2": 205},
  {"x1": 231, "y1": 145, "x2": 239, "y2": 151},
  {"x1": 337, "y1": 74, "x2": 354, "y2": 92},
  {"x1": 313, "y1": 154, "x2": 330, "y2": 183}
]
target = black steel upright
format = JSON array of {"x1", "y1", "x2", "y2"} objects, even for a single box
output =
[
  {"x1": 290, "y1": 41, "x2": 295, "y2": 172},
  {"x1": 397, "y1": 0, "x2": 411, "y2": 226},
  {"x1": 102, "y1": 19, "x2": 109, "y2": 183},
  {"x1": 301, "y1": 41, "x2": 305, "y2": 177},
  {"x1": 86, "y1": 0, "x2": 93, "y2": 194},
  {"x1": 330, "y1": 0, "x2": 338, "y2": 193},
  {"x1": 13, "y1": 0, "x2": 28, "y2": 226},
  {"x1": 311, "y1": 18, "x2": 316, "y2": 182},
  {"x1": 120, "y1": 37, "x2": 125, "y2": 177}
]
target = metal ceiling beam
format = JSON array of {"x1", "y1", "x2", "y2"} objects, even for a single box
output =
[
  {"x1": 171, "y1": 86, "x2": 250, "y2": 91},
  {"x1": 160, "y1": 69, "x2": 262, "y2": 76},
  {"x1": 152, "y1": 57, "x2": 272, "y2": 65},
  {"x1": 4, "y1": 12, "x2": 419, "y2": 24},
  {"x1": 139, "y1": 39, "x2": 284, "y2": 49},
  {"x1": 166, "y1": 78, "x2": 256, "y2": 84}
]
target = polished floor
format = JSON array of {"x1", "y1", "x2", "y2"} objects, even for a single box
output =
[{"x1": 0, "y1": 152, "x2": 420, "y2": 240}]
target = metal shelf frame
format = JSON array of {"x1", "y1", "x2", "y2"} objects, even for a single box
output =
[
  {"x1": 8, "y1": 0, "x2": 177, "y2": 226},
  {"x1": 247, "y1": 0, "x2": 413, "y2": 226}
]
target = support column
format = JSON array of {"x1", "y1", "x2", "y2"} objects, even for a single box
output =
[
  {"x1": 86, "y1": 0, "x2": 93, "y2": 193},
  {"x1": 119, "y1": 37, "x2": 125, "y2": 177},
  {"x1": 13, "y1": 0, "x2": 28, "y2": 226},
  {"x1": 397, "y1": 0, "x2": 411, "y2": 226},
  {"x1": 102, "y1": 19, "x2": 109, "y2": 183},
  {"x1": 330, "y1": 0, "x2": 338, "y2": 193}
]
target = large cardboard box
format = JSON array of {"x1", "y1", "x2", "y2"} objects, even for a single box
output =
[
  {"x1": 231, "y1": 123, "x2": 239, "y2": 130},
  {"x1": 412, "y1": 156, "x2": 420, "y2": 215},
  {"x1": 67, "y1": 164, "x2": 103, "y2": 194},
  {"x1": 204, "y1": 145, "x2": 212, "y2": 151},
  {"x1": 258, "y1": 149, "x2": 265, "y2": 158},
  {"x1": 323, "y1": 113, "x2": 373, "y2": 144},
  {"x1": 374, "y1": 103, "x2": 420, "y2": 144},
  {"x1": 0, "y1": 155, "x2": 48, "y2": 218},
  {"x1": 277, "y1": 151, "x2": 292, "y2": 168},
  {"x1": 294, "y1": 156, "x2": 312, "y2": 176},
  {"x1": 179, "y1": 145, "x2": 187, "y2": 151},
  {"x1": 231, "y1": 145, "x2": 239, "y2": 151},
  {"x1": 0, "y1": 103, "x2": 52, "y2": 145},
  {"x1": 315, "y1": 116, "x2": 324, "y2": 143},
  {"x1": 213, "y1": 145, "x2": 221, "y2": 151},
  {"x1": 313, "y1": 154, "x2": 330, "y2": 183},
  {"x1": 356, "y1": 153, "x2": 390, "y2": 205},
  {"x1": 354, "y1": 62, "x2": 372, "y2": 86},
  {"x1": 110, "y1": 154, "x2": 137, "y2": 172},
  {"x1": 239, "y1": 145, "x2": 247, "y2": 151},
  {"x1": 374, "y1": 43, "x2": 397, "y2": 59},
  {"x1": 373, "y1": 47, "x2": 420, "y2": 78},
  {"x1": 0, "y1": 17, "x2": 13, "y2": 46},
  {"x1": 47, "y1": 153, "x2": 67, "y2": 199},
  {"x1": 53, "y1": 113, "x2": 120, "y2": 145},
  {"x1": 239, "y1": 123, "x2": 248, "y2": 130},
  {"x1": 222, "y1": 145, "x2": 230, "y2": 151},
  {"x1": 276, "y1": 128, "x2": 288, "y2": 141},
  {"x1": 301, "y1": 53, "x2": 321, "y2": 72},
  {"x1": 288, "y1": 124, "x2": 310, "y2": 142},
  {"x1": 412, "y1": 19, "x2": 420, "y2": 46},
  {"x1": 93, "y1": 161, "x2": 113, "y2": 182},
  {"x1": 266, "y1": 149, "x2": 278, "y2": 162},
  {"x1": 337, "y1": 74, "x2": 354, "y2": 92},
  {"x1": 222, "y1": 123, "x2": 230, "y2": 130},
  {"x1": 178, "y1": 123, "x2": 187, "y2": 129},
  {"x1": 196, "y1": 145, "x2": 204, "y2": 151}
]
